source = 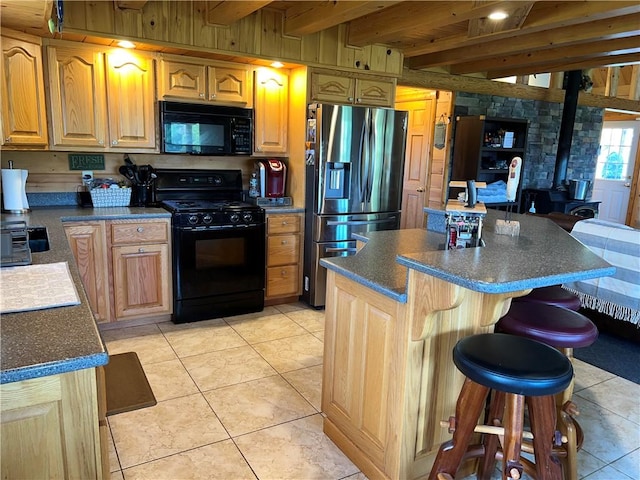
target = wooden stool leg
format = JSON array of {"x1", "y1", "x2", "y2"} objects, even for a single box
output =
[
  {"x1": 478, "y1": 390, "x2": 506, "y2": 480},
  {"x1": 557, "y1": 347, "x2": 575, "y2": 407},
  {"x1": 528, "y1": 395, "x2": 563, "y2": 480},
  {"x1": 429, "y1": 378, "x2": 490, "y2": 480},
  {"x1": 501, "y1": 394, "x2": 525, "y2": 480}
]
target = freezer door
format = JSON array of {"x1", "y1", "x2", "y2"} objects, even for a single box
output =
[
  {"x1": 303, "y1": 240, "x2": 358, "y2": 308},
  {"x1": 311, "y1": 212, "x2": 401, "y2": 243},
  {"x1": 311, "y1": 104, "x2": 407, "y2": 215}
]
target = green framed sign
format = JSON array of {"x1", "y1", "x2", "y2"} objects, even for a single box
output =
[{"x1": 68, "y1": 154, "x2": 105, "y2": 171}]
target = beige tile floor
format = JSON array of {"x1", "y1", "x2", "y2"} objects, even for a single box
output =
[{"x1": 101, "y1": 302, "x2": 640, "y2": 480}]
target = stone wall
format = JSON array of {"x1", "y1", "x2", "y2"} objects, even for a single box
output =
[{"x1": 453, "y1": 92, "x2": 604, "y2": 189}]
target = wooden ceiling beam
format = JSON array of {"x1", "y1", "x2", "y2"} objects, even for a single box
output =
[
  {"x1": 347, "y1": 1, "x2": 519, "y2": 47},
  {"x1": 206, "y1": 0, "x2": 273, "y2": 26},
  {"x1": 486, "y1": 53, "x2": 640, "y2": 78},
  {"x1": 406, "y1": 13, "x2": 640, "y2": 69},
  {"x1": 284, "y1": 1, "x2": 401, "y2": 37},
  {"x1": 452, "y1": 36, "x2": 640, "y2": 76},
  {"x1": 402, "y1": 1, "x2": 640, "y2": 57}
]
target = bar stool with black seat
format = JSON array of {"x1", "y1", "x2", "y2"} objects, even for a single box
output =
[
  {"x1": 495, "y1": 302, "x2": 599, "y2": 480},
  {"x1": 513, "y1": 285, "x2": 581, "y2": 311},
  {"x1": 429, "y1": 333, "x2": 573, "y2": 480}
]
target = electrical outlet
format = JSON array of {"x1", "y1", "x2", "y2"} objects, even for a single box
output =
[{"x1": 82, "y1": 170, "x2": 93, "y2": 186}]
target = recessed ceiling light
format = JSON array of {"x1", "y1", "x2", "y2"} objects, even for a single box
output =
[
  {"x1": 117, "y1": 40, "x2": 136, "y2": 49},
  {"x1": 270, "y1": 61, "x2": 284, "y2": 68},
  {"x1": 488, "y1": 11, "x2": 508, "y2": 20}
]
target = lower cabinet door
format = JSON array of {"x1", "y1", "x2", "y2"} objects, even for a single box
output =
[{"x1": 112, "y1": 243, "x2": 171, "y2": 319}]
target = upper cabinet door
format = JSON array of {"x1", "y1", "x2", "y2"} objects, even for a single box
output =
[
  {"x1": 254, "y1": 68, "x2": 288, "y2": 155},
  {"x1": 355, "y1": 78, "x2": 395, "y2": 107},
  {"x1": 47, "y1": 46, "x2": 107, "y2": 148},
  {"x1": 310, "y1": 72, "x2": 355, "y2": 104},
  {"x1": 207, "y1": 65, "x2": 251, "y2": 105},
  {"x1": 159, "y1": 59, "x2": 207, "y2": 101},
  {"x1": 0, "y1": 37, "x2": 48, "y2": 146},
  {"x1": 105, "y1": 52, "x2": 156, "y2": 149}
]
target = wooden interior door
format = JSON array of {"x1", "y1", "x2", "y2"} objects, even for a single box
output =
[{"x1": 396, "y1": 92, "x2": 435, "y2": 229}]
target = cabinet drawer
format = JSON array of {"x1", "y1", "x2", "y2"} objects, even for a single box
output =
[
  {"x1": 267, "y1": 215, "x2": 301, "y2": 235},
  {"x1": 267, "y1": 234, "x2": 300, "y2": 266},
  {"x1": 266, "y1": 265, "x2": 299, "y2": 297},
  {"x1": 111, "y1": 222, "x2": 169, "y2": 245}
]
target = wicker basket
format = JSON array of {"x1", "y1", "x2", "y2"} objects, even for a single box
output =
[{"x1": 90, "y1": 187, "x2": 132, "y2": 207}]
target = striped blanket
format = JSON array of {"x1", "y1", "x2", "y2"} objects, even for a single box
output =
[{"x1": 563, "y1": 219, "x2": 640, "y2": 325}]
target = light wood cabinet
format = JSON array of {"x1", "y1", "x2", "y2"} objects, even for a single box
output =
[
  {"x1": 64, "y1": 222, "x2": 110, "y2": 323},
  {"x1": 310, "y1": 70, "x2": 396, "y2": 107},
  {"x1": 0, "y1": 368, "x2": 105, "y2": 479},
  {"x1": 109, "y1": 219, "x2": 172, "y2": 320},
  {"x1": 254, "y1": 68, "x2": 288, "y2": 155},
  {"x1": 265, "y1": 213, "x2": 303, "y2": 302},
  {"x1": 158, "y1": 56, "x2": 251, "y2": 105},
  {"x1": 64, "y1": 218, "x2": 171, "y2": 323},
  {"x1": 0, "y1": 35, "x2": 48, "y2": 147},
  {"x1": 47, "y1": 43, "x2": 156, "y2": 151},
  {"x1": 105, "y1": 51, "x2": 156, "y2": 149}
]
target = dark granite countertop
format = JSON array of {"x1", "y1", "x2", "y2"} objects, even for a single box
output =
[
  {"x1": 1, "y1": 206, "x2": 169, "y2": 384},
  {"x1": 320, "y1": 210, "x2": 615, "y2": 302}
]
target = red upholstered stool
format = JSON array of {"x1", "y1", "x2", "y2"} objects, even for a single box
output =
[
  {"x1": 513, "y1": 285, "x2": 581, "y2": 311},
  {"x1": 429, "y1": 334, "x2": 572, "y2": 480},
  {"x1": 496, "y1": 302, "x2": 599, "y2": 480}
]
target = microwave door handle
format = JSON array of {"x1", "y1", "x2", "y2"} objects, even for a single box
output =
[{"x1": 326, "y1": 216, "x2": 397, "y2": 227}]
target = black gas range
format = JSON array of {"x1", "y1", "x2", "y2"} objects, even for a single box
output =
[{"x1": 154, "y1": 169, "x2": 266, "y2": 323}]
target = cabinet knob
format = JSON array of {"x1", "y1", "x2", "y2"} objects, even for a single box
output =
[
  {"x1": 4, "y1": 137, "x2": 10, "y2": 143},
  {"x1": 112, "y1": 140, "x2": 118, "y2": 145},
  {"x1": 199, "y1": 93, "x2": 205, "y2": 97},
  {"x1": 137, "y1": 227, "x2": 144, "y2": 233},
  {"x1": 98, "y1": 140, "x2": 104, "y2": 145},
  {"x1": 416, "y1": 187, "x2": 425, "y2": 192},
  {"x1": 281, "y1": 240, "x2": 288, "y2": 245},
  {"x1": 356, "y1": 98, "x2": 362, "y2": 103},
  {"x1": 348, "y1": 97, "x2": 354, "y2": 102},
  {"x1": 210, "y1": 94, "x2": 216, "y2": 99},
  {"x1": 138, "y1": 248, "x2": 145, "y2": 253},
  {"x1": 281, "y1": 270, "x2": 287, "y2": 276}
]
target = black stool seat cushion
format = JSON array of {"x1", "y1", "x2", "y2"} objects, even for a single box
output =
[
  {"x1": 453, "y1": 333, "x2": 573, "y2": 396},
  {"x1": 513, "y1": 285, "x2": 581, "y2": 311},
  {"x1": 498, "y1": 302, "x2": 598, "y2": 348}
]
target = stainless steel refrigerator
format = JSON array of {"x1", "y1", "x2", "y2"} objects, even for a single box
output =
[{"x1": 302, "y1": 103, "x2": 408, "y2": 307}]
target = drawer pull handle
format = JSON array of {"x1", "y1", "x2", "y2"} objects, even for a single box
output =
[
  {"x1": 138, "y1": 248, "x2": 145, "y2": 253},
  {"x1": 137, "y1": 227, "x2": 144, "y2": 233},
  {"x1": 282, "y1": 221, "x2": 288, "y2": 225},
  {"x1": 281, "y1": 240, "x2": 287, "y2": 245},
  {"x1": 281, "y1": 270, "x2": 287, "y2": 276}
]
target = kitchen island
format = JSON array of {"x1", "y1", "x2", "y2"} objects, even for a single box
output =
[
  {"x1": 0, "y1": 206, "x2": 169, "y2": 480},
  {"x1": 319, "y1": 210, "x2": 614, "y2": 480}
]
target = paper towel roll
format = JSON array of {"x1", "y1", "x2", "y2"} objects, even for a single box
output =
[{"x1": 1, "y1": 169, "x2": 29, "y2": 212}]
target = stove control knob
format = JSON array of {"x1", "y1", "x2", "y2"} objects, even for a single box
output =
[
  {"x1": 230, "y1": 213, "x2": 240, "y2": 224},
  {"x1": 188, "y1": 215, "x2": 200, "y2": 225},
  {"x1": 202, "y1": 214, "x2": 213, "y2": 224},
  {"x1": 242, "y1": 212, "x2": 253, "y2": 223}
]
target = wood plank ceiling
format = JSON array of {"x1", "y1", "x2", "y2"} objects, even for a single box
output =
[{"x1": 2, "y1": 0, "x2": 639, "y2": 80}]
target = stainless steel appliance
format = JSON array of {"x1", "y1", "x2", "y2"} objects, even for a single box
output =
[
  {"x1": 159, "y1": 101, "x2": 253, "y2": 155},
  {"x1": 302, "y1": 103, "x2": 408, "y2": 307},
  {"x1": 155, "y1": 169, "x2": 265, "y2": 323}
]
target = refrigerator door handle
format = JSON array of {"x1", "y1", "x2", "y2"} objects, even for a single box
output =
[
  {"x1": 324, "y1": 247, "x2": 359, "y2": 254},
  {"x1": 326, "y1": 217, "x2": 397, "y2": 227}
]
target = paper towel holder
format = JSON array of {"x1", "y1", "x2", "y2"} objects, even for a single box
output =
[{"x1": 2, "y1": 161, "x2": 30, "y2": 214}]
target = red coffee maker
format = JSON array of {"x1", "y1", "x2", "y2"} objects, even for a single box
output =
[{"x1": 256, "y1": 159, "x2": 287, "y2": 197}]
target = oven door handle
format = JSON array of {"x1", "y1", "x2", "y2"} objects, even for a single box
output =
[
  {"x1": 326, "y1": 217, "x2": 397, "y2": 227},
  {"x1": 324, "y1": 247, "x2": 358, "y2": 254}
]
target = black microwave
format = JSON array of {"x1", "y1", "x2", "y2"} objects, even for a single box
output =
[{"x1": 160, "y1": 101, "x2": 253, "y2": 155}]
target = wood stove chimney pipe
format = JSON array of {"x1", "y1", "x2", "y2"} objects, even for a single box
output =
[{"x1": 553, "y1": 70, "x2": 582, "y2": 189}]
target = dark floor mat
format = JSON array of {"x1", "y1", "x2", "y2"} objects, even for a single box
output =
[{"x1": 104, "y1": 352, "x2": 157, "y2": 416}]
